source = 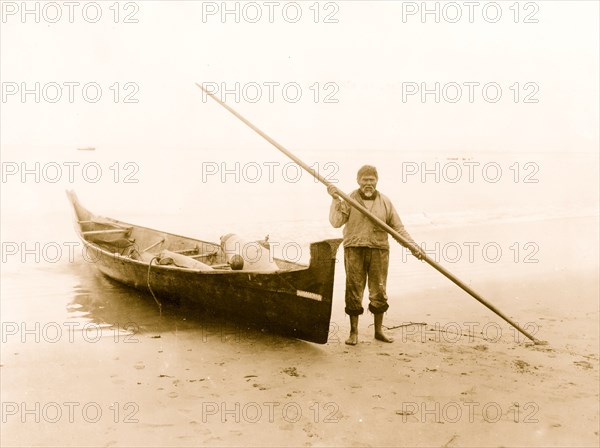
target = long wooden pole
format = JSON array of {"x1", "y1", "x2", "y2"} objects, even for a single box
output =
[{"x1": 196, "y1": 83, "x2": 546, "y2": 345}]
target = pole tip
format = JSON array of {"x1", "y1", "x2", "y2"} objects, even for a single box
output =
[{"x1": 533, "y1": 339, "x2": 548, "y2": 346}]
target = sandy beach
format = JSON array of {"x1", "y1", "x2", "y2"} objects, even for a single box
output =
[
  {"x1": 1, "y1": 214, "x2": 598, "y2": 447},
  {"x1": 2, "y1": 0, "x2": 599, "y2": 445}
]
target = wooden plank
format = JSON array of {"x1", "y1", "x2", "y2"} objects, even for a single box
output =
[
  {"x1": 173, "y1": 248, "x2": 197, "y2": 255},
  {"x1": 82, "y1": 229, "x2": 131, "y2": 236},
  {"x1": 190, "y1": 250, "x2": 219, "y2": 259},
  {"x1": 173, "y1": 248, "x2": 219, "y2": 259},
  {"x1": 79, "y1": 219, "x2": 131, "y2": 229},
  {"x1": 142, "y1": 239, "x2": 165, "y2": 253}
]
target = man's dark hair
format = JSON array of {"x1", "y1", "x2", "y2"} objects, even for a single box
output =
[{"x1": 357, "y1": 165, "x2": 378, "y2": 180}]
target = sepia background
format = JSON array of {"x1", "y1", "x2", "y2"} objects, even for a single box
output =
[{"x1": 1, "y1": 1, "x2": 598, "y2": 447}]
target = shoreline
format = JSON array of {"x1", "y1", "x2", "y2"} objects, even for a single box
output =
[{"x1": 1, "y1": 215, "x2": 598, "y2": 447}]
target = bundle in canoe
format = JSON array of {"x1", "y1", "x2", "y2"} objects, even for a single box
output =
[{"x1": 66, "y1": 191, "x2": 342, "y2": 344}]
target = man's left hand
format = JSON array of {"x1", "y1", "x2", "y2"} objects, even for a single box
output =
[{"x1": 410, "y1": 246, "x2": 425, "y2": 260}]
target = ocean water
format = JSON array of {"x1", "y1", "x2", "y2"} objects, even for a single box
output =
[{"x1": 1, "y1": 145, "x2": 599, "y2": 335}]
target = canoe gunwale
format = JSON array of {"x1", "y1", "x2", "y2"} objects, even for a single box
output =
[
  {"x1": 66, "y1": 191, "x2": 337, "y2": 275},
  {"x1": 77, "y1": 237, "x2": 311, "y2": 275},
  {"x1": 73, "y1": 221, "x2": 328, "y2": 277}
]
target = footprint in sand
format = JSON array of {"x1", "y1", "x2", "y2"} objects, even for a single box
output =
[
  {"x1": 282, "y1": 367, "x2": 300, "y2": 377},
  {"x1": 514, "y1": 359, "x2": 530, "y2": 373},
  {"x1": 574, "y1": 360, "x2": 593, "y2": 370},
  {"x1": 303, "y1": 423, "x2": 317, "y2": 438}
]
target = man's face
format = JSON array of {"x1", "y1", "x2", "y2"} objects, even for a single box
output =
[{"x1": 358, "y1": 175, "x2": 378, "y2": 198}]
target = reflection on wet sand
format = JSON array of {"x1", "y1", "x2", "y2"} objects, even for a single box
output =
[{"x1": 69, "y1": 261, "x2": 320, "y2": 349}]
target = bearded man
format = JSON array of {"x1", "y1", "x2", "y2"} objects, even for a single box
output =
[{"x1": 328, "y1": 165, "x2": 423, "y2": 345}]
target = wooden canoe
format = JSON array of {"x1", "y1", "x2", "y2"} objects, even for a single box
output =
[{"x1": 66, "y1": 191, "x2": 342, "y2": 344}]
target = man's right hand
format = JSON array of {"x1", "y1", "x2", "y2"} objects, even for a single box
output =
[{"x1": 327, "y1": 185, "x2": 341, "y2": 199}]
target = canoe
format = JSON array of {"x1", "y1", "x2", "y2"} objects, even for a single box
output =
[{"x1": 66, "y1": 191, "x2": 342, "y2": 344}]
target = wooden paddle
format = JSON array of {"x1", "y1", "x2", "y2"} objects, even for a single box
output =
[{"x1": 196, "y1": 83, "x2": 546, "y2": 345}]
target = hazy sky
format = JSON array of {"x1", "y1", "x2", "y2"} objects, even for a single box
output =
[{"x1": 1, "y1": 1, "x2": 598, "y2": 155}]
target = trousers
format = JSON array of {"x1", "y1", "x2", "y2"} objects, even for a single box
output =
[{"x1": 344, "y1": 246, "x2": 390, "y2": 316}]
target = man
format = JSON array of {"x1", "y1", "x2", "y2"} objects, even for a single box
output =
[{"x1": 328, "y1": 165, "x2": 423, "y2": 345}]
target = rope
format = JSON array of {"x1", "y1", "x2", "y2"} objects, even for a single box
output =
[{"x1": 147, "y1": 257, "x2": 162, "y2": 317}]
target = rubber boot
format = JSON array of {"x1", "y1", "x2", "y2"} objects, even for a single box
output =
[
  {"x1": 345, "y1": 315, "x2": 359, "y2": 345},
  {"x1": 374, "y1": 313, "x2": 394, "y2": 343}
]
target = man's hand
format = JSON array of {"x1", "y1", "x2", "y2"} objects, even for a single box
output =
[
  {"x1": 327, "y1": 184, "x2": 341, "y2": 199},
  {"x1": 328, "y1": 185, "x2": 350, "y2": 215},
  {"x1": 410, "y1": 245, "x2": 425, "y2": 260}
]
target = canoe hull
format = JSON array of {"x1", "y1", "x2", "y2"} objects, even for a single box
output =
[{"x1": 67, "y1": 191, "x2": 342, "y2": 344}]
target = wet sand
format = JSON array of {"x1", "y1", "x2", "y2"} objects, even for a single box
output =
[{"x1": 1, "y1": 215, "x2": 598, "y2": 447}]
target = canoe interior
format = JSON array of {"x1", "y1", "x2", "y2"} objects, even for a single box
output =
[{"x1": 68, "y1": 190, "x2": 303, "y2": 272}]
